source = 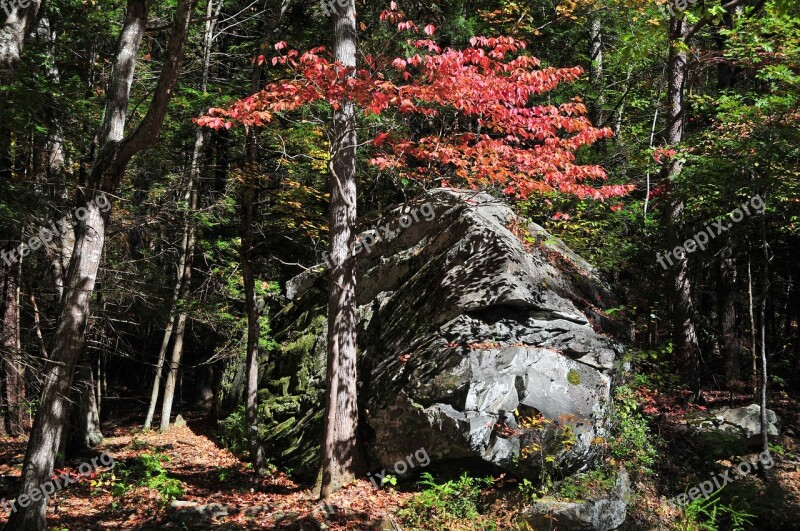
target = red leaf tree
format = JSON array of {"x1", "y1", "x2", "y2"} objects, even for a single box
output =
[{"x1": 198, "y1": 5, "x2": 632, "y2": 201}]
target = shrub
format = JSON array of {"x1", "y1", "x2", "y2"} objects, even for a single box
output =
[
  {"x1": 398, "y1": 472, "x2": 495, "y2": 528},
  {"x1": 98, "y1": 452, "x2": 184, "y2": 504},
  {"x1": 218, "y1": 405, "x2": 248, "y2": 455}
]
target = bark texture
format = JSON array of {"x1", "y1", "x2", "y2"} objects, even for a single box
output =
[
  {"x1": 0, "y1": 0, "x2": 42, "y2": 70},
  {"x1": 2, "y1": 252, "x2": 24, "y2": 436},
  {"x1": 660, "y1": 16, "x2": 701, "y2": 389},
  {"x1": 320, "y1": 0, "x2": 364, "y2": 500}
]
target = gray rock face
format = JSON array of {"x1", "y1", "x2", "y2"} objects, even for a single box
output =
[
  {"x1": 694, "y1": 404, "x2": 780, "y2": 445},
  {"x1": 519, "y1": 470, "x2": 631, "y2": 531},
  {"x1": 255, "y1": 189, "x2": 624, "y2": 479}
]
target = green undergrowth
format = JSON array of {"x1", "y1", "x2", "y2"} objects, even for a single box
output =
[
  {"x1": 397, "y1": 472, "x2": 500, "y2": 530},
  {"x1": 93, "y1": 452, "x2": 184, "y2": 506}
]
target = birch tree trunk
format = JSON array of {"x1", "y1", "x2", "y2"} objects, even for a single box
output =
[
  {"x1": 588, "y1": 13, "x2": 604, "y2": 126},
  {"x1": 320, "y1": 0, "x2": 365, "y2": 500},
  {"x1": 759, "y1": 212, "x2": 771, "y2": 470},
  {"x1": 748, "y1": 249, "x2": 757, "y2": 394},
  {"x1": 6, "y1": 0, "x2": 195, "y2": 527},
  {"x1": 143, "y1": 289, "x2": 177, "y2": 429}
]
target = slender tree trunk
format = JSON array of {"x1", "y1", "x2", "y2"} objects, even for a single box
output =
[
  {"x1": 26, "y1": 283, "x2": 48, "y2": 358},
  {"x1": 35, "y1": 16, "x2": 73, "y2": 305},
  {"x1": 159, "y1": 176, "x2": 197, "y2": 432},
  {"x1": 719, "y1": 234, "x2": 740, "y2": 383},
  {"x1": 320, "y1": 0, "x2": 364, "y2": 501},
  {"x1": 6, "y1": 1, "x2": 195, "y2": 526},
  {"x1": 96, "y1": 352, "x2": 103, "y2": 418},
  {"x1": 588, "y1": 13, "x2": 604, "y2": 126},
  {"x1": 151, "y1": 0, "x2": 217, "y2": 430},
  {"x1": 143, "y1": 300, "x2": 177, "y2": 429},
  {"x1": 758, "y1": 212, "x2": 771, "y2": 469},
  {"x1": 0, "y1": 263, "x2": 7, "y2": 439},
  {"x1": 748, "y1": 249, "x2": 757, "y2": 395},
  {"x1": 661, "y1": 16, "x2": 701, "y2": 392},
  {"x1": 240, "y1": 0, "x2": 286, "y2": 472},
  {"x1": 241, "y1": 182, "x2": 265, "y2": 473},
  {"x1": 156, "y1": 0, "x2": 219, "y2": 432}
]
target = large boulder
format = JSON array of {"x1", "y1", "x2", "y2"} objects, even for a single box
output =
[
  {"x1": 223, "y1": 189, "x2": 625, "y2": 480},
  {"x1": 691, "y1": 404, "x2": 780, "y2": 448}
]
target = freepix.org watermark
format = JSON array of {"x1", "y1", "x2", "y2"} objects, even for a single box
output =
[
  {"x1": 1, "y1": 192, "x2": 112, "y2": 267},
  {"x1": 318, "y1": 0, "x2": 348, "y2": 17},
  {"x1": 367, "y1": 447, "x2": 431, "y2": 488},
  {"x1": 1, "y1": 452, "x2": 115, "y2": 514},
  {"x1": 1, "y1": 0, "x2": 34, "y2": 18},
  {"x1": 321, "y1": 202, "x2": 435, "y2": 270},
  {"x1": 663, "y1": 0, "x2": 699, "y2": 16},
  {"x1": 665, "y1": 450, "x2": 773, "y2": 509},
  {"x1": 657, "y1": 195, "x2": 764, "y2": 270}
]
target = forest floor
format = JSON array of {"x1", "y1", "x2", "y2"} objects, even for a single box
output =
[
  {"x1": 0, "y1": 392, "x2": 798, "y2": 530},
  {"x1": 0, "y1": 410, "x2": 419, "y2": 530}
]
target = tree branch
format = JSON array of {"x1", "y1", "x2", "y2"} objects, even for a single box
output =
[
  {"x1": 114, "y1": 0, "x2": 198, "y2": 175},
  {"x1": 685, "y1": 0, "x2": 752, "y2": 41}
]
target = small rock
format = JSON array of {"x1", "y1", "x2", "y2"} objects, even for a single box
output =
[
  {"x1": 174, "y1": 414, "x2": 187, "y2": 427},
  {"x1": 273, "y1": 511, "x2": 300, "y2": 524},
  {"x1": 243, "y1": 504, "x2": 271, "y2": 517},
  {"x1": 376, "y1": 515, "x2": 403, "y2": 530}
]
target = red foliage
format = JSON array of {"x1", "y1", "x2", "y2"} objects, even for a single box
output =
[
  {"x1": 653, "y1": 147, "x2": 677, "y2": 164},
  {"x1": 197, "y1": 5, "x2": 632, "y2": 201}
]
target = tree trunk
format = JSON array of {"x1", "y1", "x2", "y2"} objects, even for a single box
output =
[
  {"x1": 159, "y1": 158, "x2": 199, "y2": 432},
  {"x1": 34, "y1": 16, "x2": 73, "y2": 306},
  {"x1": 241, "y1": 182, "x2": 265, "y2": 473},
  {"x1": 240, "y1": 0, "x2": 286, "y2": 473},
  {"x1": 588, "y1": 13, "x2": 604, "y2": 126},
  {"x1": 6, "y1": 0, "x2": 195, "y2": 526},
  {"x1": 2, "y1": 250, "x2": 24, "y2": 436},
  {"x1": 143, "y1": 300, "x2": 177, "y2": 429},
  {"x1": 152, "y1": 0, "x2": 217, "y2": 432},
  {"x1": 748, "y1": 249, "x2": 757, "y2": 395},
  {"x1": 67, "y1": 361, "x2": 103, "y2": 453},
  {"x1": 320, "y1": 0, "x2": 364, "y2": 501},
  {"x1": 719, "y1": 234, "x2": 740, "y2": 383},
  {"x1": 661, "y1": 16, "x2": 701, "y2": 391},
  {"x1": 0, "y1": 0, "x2": 42, "y2": 70},
  {"x1": 758, "y1": 213, "x2": 771, "y2": 470}
]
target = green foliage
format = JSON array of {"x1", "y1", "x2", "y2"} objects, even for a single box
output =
[
  {"x1": 511, "y1": 412, "x2": 577, "y2": 496},
  {"x1": 606, "y1": 347, "x2": 673, "y2": 473},
  {"x1": 381, "y1": 473, "x2": 398, "y2": 487},
  {"x1": 398, "y1": 472, "x2": 495, "y2": 528},
  {"x1": 552, "y1": 468, "x2": 617, "y2": 502},
  {"x1": 100, "y1": 453, "x2": 184, "y2": 504},
  {"x1": 674, "y1": 490, "x2": 754, "y2": 531},
  {"x1": 218, "y1": 405, "x2": 249, "y2": 455},
  {"x1": 607, "y1": 380, "x2": 660, "y2": 474}
]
